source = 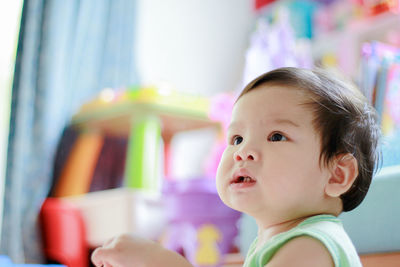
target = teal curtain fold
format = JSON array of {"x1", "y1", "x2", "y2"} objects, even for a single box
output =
[{"x1": 1, "y1": 0, "x2": 138, "y2": 263}]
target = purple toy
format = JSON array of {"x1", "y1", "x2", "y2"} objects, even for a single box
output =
[{"x1": 162, "y1": 178, "x2": 241, "y2": 267}]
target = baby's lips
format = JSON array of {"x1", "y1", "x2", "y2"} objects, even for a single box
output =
[{"x1": 231, "y1": 168, "x2": 256, "y2": 184}]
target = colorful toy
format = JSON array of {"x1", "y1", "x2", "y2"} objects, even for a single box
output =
[
  {"x1": 162, "y1": 178, "x2": 241, "y2": 267},
  {"x1": 72, "y1": 86, "x2": 219, "y2": 192},
  {"x1": 195, "y1": 224, "x2": 222, "y2": 265},
  {"x1": 124, "y1": 115, "x2": 162, "y2": 191},
  {"x1": 53, "y1": 131, "x2": 104, "y2": 197},
  {"x1": 40, "y1": 198, "x2": 87, "y2": 267}
]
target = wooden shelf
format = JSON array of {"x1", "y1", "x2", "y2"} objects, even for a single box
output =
[{"x1": 71, "y1": 96, "x2": 220, "y2": 140}]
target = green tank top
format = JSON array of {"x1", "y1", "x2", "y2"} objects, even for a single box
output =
[{"x1": 243, "y1": 214, "x2": 362, "y2": 267}]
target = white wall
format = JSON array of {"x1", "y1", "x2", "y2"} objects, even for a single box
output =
[{"x1": 135, "y1": 0, "x2": 255, "y2": 96}]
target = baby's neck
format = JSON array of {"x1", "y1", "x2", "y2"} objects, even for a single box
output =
[
  {"x1": 255, "y1": 213, "x2": 324, "y2": 249},
  {"x1": 255, "y1": 200, "x2": 342, "y2": 244}
]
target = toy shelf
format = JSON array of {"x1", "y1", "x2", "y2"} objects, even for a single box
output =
[
  {"x1": 71, "y1": 96, "x2": 220, "y2": 140},
  {"x1": 69, "y1": 89, "x2": 221, "y2": 192},
  {"x1": 42, "y1": 90, "x2": 225, "y2": 267}
]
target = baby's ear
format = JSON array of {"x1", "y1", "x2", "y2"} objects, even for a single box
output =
[{"x1": 325, "y1": 153, "x2": 359, "y2": 198}]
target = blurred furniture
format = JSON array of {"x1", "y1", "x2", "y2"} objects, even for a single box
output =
[
  {"x1": 71, "y1": 88, "x2": 219, "y2": 192},
  {"x1": 40, "y1": 198, "x2": 88, "y2": 267},
  {"x1": 41, "y1": 88, "x2": 221, "y2": 267},
  {"x1": 40, "y1": 189, "x2": 165, "y2": 267}
]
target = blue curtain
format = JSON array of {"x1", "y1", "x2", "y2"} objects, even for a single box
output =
[{"x1": 1, "y1": 0, "x2": 138, "y2": 263}]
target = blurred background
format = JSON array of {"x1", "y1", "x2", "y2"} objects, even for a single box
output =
[{"x1": 0, "y1": 0, "x2": 400, "y2": 266}]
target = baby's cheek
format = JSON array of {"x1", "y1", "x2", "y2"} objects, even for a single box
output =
[
  {"x1": 215, "y1": 165, "x2": 225, "y2": 189},
  {"x1": 215, "y1": 158, "x2": 228, "y2": 191},
  {"x1": 216, "y1": 149, "x2": 228, "y2": 172}
]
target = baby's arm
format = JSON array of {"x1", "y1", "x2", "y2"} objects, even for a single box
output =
[
  {"x1": 266, "y1": 236, "x2": 334, "y2": 267},
  {"x1": 91, "y1": 234, "x2": 194, "y2": 267}
]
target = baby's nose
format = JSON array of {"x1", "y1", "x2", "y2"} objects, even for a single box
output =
[{"x1": 234, "y1": 149, "x2": 258, "y2": 162}]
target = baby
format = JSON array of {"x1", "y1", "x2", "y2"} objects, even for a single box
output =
[{"x1": 92, "y1": 67, "x2": 380, "y2": 267}]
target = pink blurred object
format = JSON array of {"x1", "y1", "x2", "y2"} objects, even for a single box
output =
[
  {"x1": 353, "y1": 0, "x2": 400, "y2": 15},
  {"x1": 205, "y1": 93, "x2": 235, "y2": 178},
  {"x1": 208, "y1": 93, "x2": 235, "y2": 131}
]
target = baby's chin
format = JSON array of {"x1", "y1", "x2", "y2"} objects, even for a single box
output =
[
  {"x1": 221, "y1": 196, "x2": 253, "y2": 214},
  {"x1": 217, "y1": 193, "x2": 237, "y2": 211}
]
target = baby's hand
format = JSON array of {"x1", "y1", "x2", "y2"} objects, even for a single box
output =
[
  {"x1": 91, "y1": 234, "x2": 193, "y2": 267},
  {"x1": 91, "y1": 234, "x2": 156, "y2": 267}
]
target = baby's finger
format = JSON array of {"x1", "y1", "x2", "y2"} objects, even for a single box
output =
[
  {"x1": 91, "y1": 247, "x2": 110, "y2": 267},
  {"x1": 102, "y1": 236, "x2": 116, "y2": 247}
]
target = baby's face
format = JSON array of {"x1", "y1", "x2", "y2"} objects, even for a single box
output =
[{"x1": 216, "y1": 85, "x2": 332, "y2": 226}]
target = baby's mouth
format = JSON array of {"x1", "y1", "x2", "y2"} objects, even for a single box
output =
[{"x1": 232, "y1": 176, "x2": 256, "y2": 184}]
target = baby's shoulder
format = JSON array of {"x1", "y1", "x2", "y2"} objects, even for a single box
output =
[
  {"x1": 266, "y1": 235, "x2": 333, "y2": 267},
  {"x1": 244, "y1": 215, "x2": 361, "y2": 267}
]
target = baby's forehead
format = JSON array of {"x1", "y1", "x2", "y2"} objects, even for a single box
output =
[
  {"x1": 254, "y1": 83, "x2": 313, "y2": 98},
  {"x1": 236, "y1": 84, "x2": 316, "y2": 110},
  {"x1": 234, "y1": 87, "x2": 318, "y2": 122}
]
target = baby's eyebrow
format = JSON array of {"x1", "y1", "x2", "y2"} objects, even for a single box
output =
[
  {"x1": 273, "y1": 119, "x2": 300, "y2": 128},
  {"x1": 227, "y1": 119, "x2": 300, "y2": 132},
  {"x1": 227, "y1": 122, "x2": 241, "y2": 132}
]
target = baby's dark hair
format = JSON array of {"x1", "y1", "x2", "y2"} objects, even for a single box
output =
[{"x1": 238, "y1": 67, "x2": 381, "y2": 211}]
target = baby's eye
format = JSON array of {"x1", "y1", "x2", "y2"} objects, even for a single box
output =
[
  {"x1": 268, "y1": 132, "x2": 288, "y2": 142},
  {"x1": 232, "y1": 136, "x2": 243, "y2": 145}
]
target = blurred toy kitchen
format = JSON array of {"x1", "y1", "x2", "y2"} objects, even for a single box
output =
[{"x1": 0, "y1": 0, "x2": 399, "y2": 266}]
